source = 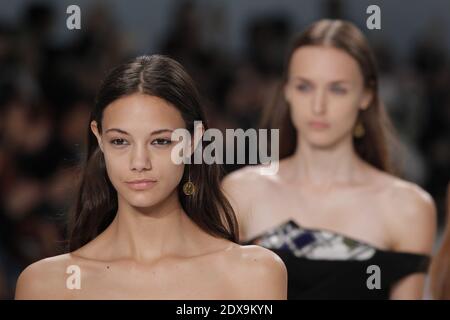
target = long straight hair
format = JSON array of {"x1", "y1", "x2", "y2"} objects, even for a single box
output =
[
  {"x1": 67, "y1": 55, "x2": 239, "y2": 251},
  {"x1": 261, "y1": 19, "x2": 395, "y2": 173}
]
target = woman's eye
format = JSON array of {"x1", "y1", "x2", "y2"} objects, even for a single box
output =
[
  {"x1": 330, "y1": 86, "x2": 347, "y2": 94},
  {"x1": 296, "y1": 84, "x2": 311, "y2": 92},
  {"x1": 152, "y1": 138, "x2": 172, "y2": 146},
  {"x1": 110, "y1": 138, "x2": 128, "y2": 146}
]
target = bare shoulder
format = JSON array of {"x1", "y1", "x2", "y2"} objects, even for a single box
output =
[
  {"x1": 222, "y1": 165, "x2": 273, "y2": 193},
  {"x1": 15, "y1": 253, "x2": 76, "y2": 300},
  {"x1": 221, "y1": 165, "x2": 277, "y2": 204},
  {"x1": 381, "y1": 175, "x2": 436, "y2": 220},
  {"x1": 378, "y1": 174, "x2": 437, "y2": 253},
  {"x1": 222, "y1": 244, "x2": 287, "y2": 299},
  {"x1": 221, "y1": 166, "x2": 275, "y2": 239}
]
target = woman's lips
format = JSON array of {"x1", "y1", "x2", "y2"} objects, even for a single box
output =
[
  {"x1": 308, "y1": 121, "x2": 330, "y2": 130},
  {"x1": 125, "y1": 179, "x2": 157, "y2": 191}
]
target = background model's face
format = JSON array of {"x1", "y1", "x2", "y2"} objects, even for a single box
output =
[
  {"x1": 91, "y1": 93, "x2": 186, "y2": 209},
  {"x1": 284, "y1": 45, "x2": 372, "y2": 149}
]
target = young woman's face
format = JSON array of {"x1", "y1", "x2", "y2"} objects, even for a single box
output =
[
  {"x1": 284, "y1": 45, "x2": 372, "y2": 148},
  {"x1": 91, "y1": 93, "x2": 186, "y2": 209}
]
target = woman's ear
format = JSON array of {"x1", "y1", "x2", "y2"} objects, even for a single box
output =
[
  {"x1": 284, "y1": 82, "x2": 291, "y2": 104},
  {"x1": 90, "y1": 120, "x2": 104, "y2": 152},
  {"x1": 190, "y1": 121, "x2": 205, "y2": 157},
  {"x1": 360, "y1": 88, "x2": 373, "y2": 111}
]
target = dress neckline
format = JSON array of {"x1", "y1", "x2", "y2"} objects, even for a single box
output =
[{"x1": 244, "y1": 218, "x2": 429, "y2": 258}]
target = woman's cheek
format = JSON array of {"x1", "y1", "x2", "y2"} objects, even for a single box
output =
[
  {"x1": 103, "y1": 153, "x2": 127, "y2": 187},
  {"x1": 329, "y1": 101, "x2": 360, "y2": 137},
  {"x1": 153, "y1": 155, "x2": 184, "y2": 190},
  {"x1": 165, "y1": 161, "x2": 184, "y2": 190},
  {"x1": 289, "y1": 101, "x2": 309, "y2": 131}
]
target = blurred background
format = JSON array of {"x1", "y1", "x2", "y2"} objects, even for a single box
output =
[{"x1": 0, "y1": 0, "x2": 449, "y2": 299}]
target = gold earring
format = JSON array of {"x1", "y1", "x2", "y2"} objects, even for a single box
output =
[
  {"x1": 182, "y1": 167, "x2": 195, "y2": 196},
  {"x1": 353, "y1": 121, "x2": 365, "y2": 138}
]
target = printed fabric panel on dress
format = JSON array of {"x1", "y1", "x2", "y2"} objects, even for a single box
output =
[{"x1": 249, "y1": 220, "x2": 376, "y2": 261}]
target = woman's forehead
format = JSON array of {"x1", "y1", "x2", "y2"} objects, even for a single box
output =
[
  {"x1": 102, "y1": 93, "x2": 185, "y2": 131},
  {"x1": 289, "y1": 45, "x2": 362, "y2": 83}
]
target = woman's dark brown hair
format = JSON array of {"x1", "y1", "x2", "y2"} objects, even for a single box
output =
[
  {"x1": 261, "y1": 19, "x2": 395, "y2": 173},
  {"x1": 67, "y1": 55, "x2": 238, "y2": 251}
]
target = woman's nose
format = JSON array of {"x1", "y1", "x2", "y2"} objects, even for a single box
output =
[
  {"x1": 130, "y1": 144, "x2": 152, "y2": 171},
  {"x1": 312, "y1": 90, "x2": 327, "y2": 115}
]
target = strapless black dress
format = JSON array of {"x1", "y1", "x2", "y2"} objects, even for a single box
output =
[{"x1": 243, "y1": 220, "x2": 430, "y2": 299}]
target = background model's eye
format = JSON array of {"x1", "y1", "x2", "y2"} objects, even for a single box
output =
[
  {"x1": 151, "y1": 138, "x2": 172, "y2": 146},
  {"x1": 110, "y1": 138, "x2": 128, "y2": 146},
  {"x1": 330, "y1": 84, "x2": 347, "y2": 94},
  {"x1": 296, "y1": 83, "x2": 312, "y2": 92}
]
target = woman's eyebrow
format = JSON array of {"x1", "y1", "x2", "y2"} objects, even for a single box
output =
[
  {"x1": 329, "y1": 80, "x2": 352, "y2": 85},
  {"x1": 294, "y1": 76, "x2": 350, "y2": 84},
  {"x1": 104, "y1": 128, "x2": 174, "y2": 135},
  {"x1": 293, "y1": 76, "x2": 312, "y2": 83},
  {"x1": 105, "y1": 128, "x2": 129, "y2": 135},
  {"x1": 151, "y1": 129, "x2": 174, "y2": 135}
]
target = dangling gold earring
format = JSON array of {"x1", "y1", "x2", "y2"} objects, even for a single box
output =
[
  {"x1": 353, "y1": 121, "x2": 365, "y2": 138},
  {"x1": 182, "y1": 166, "x2": 196, "y2": 196}
]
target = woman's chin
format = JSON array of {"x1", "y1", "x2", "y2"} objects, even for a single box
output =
[
  {"x1": 302, "y1": 130, "x2": 351, "y2": 150},
  {"x1": 305, "y1": 136, "x2": 339, "y2": 149},
  {"x1": 123, "y1": 193, "x2": 161, "y2": 209}
]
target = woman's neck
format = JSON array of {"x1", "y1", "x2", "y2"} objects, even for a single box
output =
[
  {"x1": 104, "y1": 191, "x2": 195, "y2": 262},
  {"x1": 288, "y1": 135, "x2": 369, "y2": 188}
]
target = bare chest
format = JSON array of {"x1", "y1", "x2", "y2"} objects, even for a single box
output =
[
  {"x1": 62, "y1": 259, "x2": 234, "y2": 299},
  {"x1": 246, "y1": 185, "x2": 391, "y2": 249}
]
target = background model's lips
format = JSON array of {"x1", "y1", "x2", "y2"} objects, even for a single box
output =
[{"x1": 308, "y1": 121, "x2": 330, "y2": 129}]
